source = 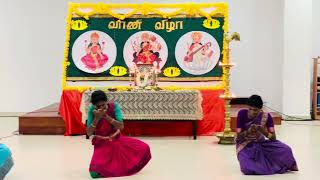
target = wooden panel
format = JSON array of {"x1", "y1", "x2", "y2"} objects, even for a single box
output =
[{"x1": 19, "y1": 103, "x2": 65, "y2": 135}]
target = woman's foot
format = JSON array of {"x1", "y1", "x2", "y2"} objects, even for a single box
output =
[{"x1": 90, "y1": 171, "x2": 103, "y2": 178}]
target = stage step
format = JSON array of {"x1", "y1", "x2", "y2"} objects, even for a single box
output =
[
  {"x1": 19, "y1": 103, "x2": 65, "y2": 135},
  {"x1": 18, "y1": 104, "x2": 282, "y2": 135}
]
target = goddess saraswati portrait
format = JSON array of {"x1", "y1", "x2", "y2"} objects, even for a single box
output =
[{"x1": 175, "y1": 31, "x2": 221, "y2": 75}]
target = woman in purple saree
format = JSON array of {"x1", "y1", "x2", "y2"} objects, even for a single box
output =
[
  {"x1": 236, "y1": 95, "x2": 298, "y2": 175},
  {"x1": 86, "y1": 90, "x2": 151, "y2": 178}
]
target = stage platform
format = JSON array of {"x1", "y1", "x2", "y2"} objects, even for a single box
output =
[
  {"x1": 19, "y1": 103, "x2": 282, "y2": 135},
  {"x1": 19, "y1": 103, "x2": 65, "y2": 135}
]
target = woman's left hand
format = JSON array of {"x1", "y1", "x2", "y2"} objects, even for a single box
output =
[
  {"x1": 104, "y1": 136, "x2": 113, "y2": 141},
  {"x1": 256, "y1": 125, "x2": 268, "y2": 135},
  {"x1": 94, "y1": 135, "x2": 112, "y2": 141}
]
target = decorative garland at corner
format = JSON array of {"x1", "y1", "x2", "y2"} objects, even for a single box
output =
[{"x1": 62, "y1": 2, "x2": 229, "y2": 92}]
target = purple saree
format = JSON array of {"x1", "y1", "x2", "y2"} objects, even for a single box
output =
[{"x1": 236, "y1": 109, "x2": 298, "y2": 175}]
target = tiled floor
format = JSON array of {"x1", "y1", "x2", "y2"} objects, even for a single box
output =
[{"x1": 0, "y1": 117, "x2": 319, "y2": 180}]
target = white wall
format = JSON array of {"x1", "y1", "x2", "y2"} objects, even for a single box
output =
[
  {"x1": 0, "y1": 0, "x2": 67, "y2": 113},
  {"x1": 313, "y1": 1, "x2": 320, "y2": 78},
  {"x1": 283, "y1": 0, "x2": 313, "y2": 118},
  {"x1": 0, "y1": 0, "x2": 285, "y2": 113},
  {"x1": 313, "y1": 0, "x2": 320, "y2": 57},
  {"x1": 229, "y1": 0, "x2": 284, "y2": 111}
]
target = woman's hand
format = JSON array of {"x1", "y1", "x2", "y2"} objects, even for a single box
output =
[
  {"x1": 256, "y1": 125, "x2": 268, "y2": 135},
  {"x1": 248, "y1": 124, "x2": 258, "y2": 133},
  {"x1": 94, "y1": 135, "x2": 112, "y2": 141},
  {"x1": 246, "y1": 124, "x2": 261, "y2": 141},
  {"x1": 105, "y1": 115, "x2": 124, "y2": 130},
  {"x1": 103, "y1": 136, "x2": 112, "y2": 141},
  {"x1": 93, "y1": 109, "x2": 106, "y2": 119}
]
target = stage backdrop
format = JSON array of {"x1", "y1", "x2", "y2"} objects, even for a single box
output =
[{"x1": 66, "y1": 16, "x2": 225, "y2": 82}]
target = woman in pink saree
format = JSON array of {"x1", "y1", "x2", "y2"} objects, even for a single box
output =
[{"x1": 86, "y1": 90, "x2": 151, "y2": 178}]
